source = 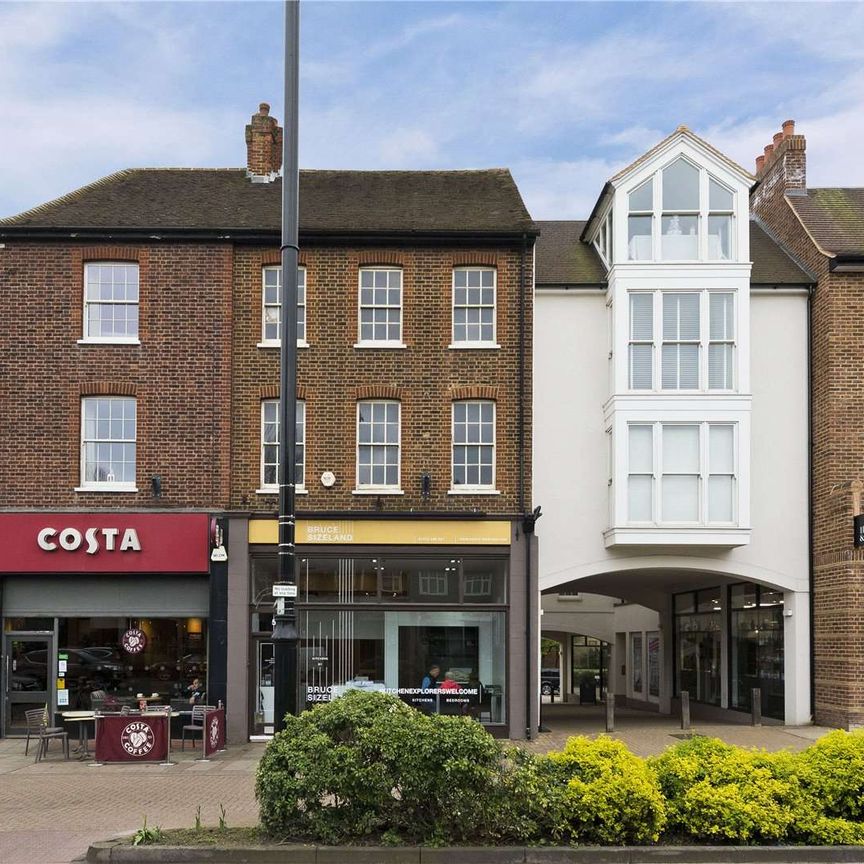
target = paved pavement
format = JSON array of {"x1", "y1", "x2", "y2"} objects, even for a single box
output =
[{"x1": 0, "y1": 707, "x2": 837, "y2": 864}]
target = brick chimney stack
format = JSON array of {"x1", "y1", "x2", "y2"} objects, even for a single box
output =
[
  {"x1": 752, "y1": 119, "x2": 806, "y2": 194},
  {"x1": 245, "y1": 102, "x2": 283, "y2": 178}
]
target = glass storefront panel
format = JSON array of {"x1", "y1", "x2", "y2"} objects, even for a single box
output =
[
  {"x1": 299, "y1": 608, "x2": 506, "y2": 723},
  {"x1": 631, "y1": 633, "x2": 643, "y2": 694},
  {"x1": 58, "y1": 617, "x2": 207, "y2": 710},
  {"x1": 731, "y1": 584, "x2": 784, "y2": 719},
  {"x1": 252, "y1": 554, "x2": 507, "y2": 606},
  {"x1": 647, "y1": 631, "x2": 660, "y2": 698},
  {"x1": 675, "y1": 588, "x2": 721, "y2": 706}
]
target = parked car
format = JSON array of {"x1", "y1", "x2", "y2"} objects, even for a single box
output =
[{"x1": 540, "y1": 668, "x2": 561, "y2": 696}]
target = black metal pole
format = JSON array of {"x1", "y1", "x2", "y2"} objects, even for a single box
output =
[{"x1": 272, "y1": 0, "x2": 300, "y2": 733}]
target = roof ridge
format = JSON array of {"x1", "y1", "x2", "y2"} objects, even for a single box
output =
[
  {"x1": 0, "y1": 168, "x2": 136, "y2": 225},
  {"x1": 807, "y1": 186, "x2": 864, "y2": 193},
  {"x1": 609, "y1": 126, "x2": 755, "y2": 185}
]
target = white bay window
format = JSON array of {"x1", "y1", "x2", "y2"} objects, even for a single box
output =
[
  {"x1": 626, "y1": 422, "x2": 736, "y2": 525},
  {"x1": 628, "y1": 290, "x2": 735, "y2": 391}
]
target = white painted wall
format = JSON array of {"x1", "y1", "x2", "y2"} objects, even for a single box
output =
[{"x1": 534, "y1": 286, "x2": 810, "y2": 722}]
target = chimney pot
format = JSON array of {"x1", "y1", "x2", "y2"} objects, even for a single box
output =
[
  {"x1": 764, "y1": 143, "x2": 774, "y2": 158},
  {"x1": 259, "y1": 102, "x2": 270, "y2": 116},
  {"x1": 773, "y1": 132, "x2": 784, "y2": 147},
  {"x1": 782, "y1": 119, "x2": 795, "y2": 138},
  {"x1": 756, "y1": 155, "x2": 765, "y2": 173}
]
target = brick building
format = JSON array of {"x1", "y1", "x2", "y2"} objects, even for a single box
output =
[
  {"x1": 0, "y1": 105, "x2": 539, "y2": 741},
  {"x1": 751, "y1": 122, "x2": 864, "y2": 728}
]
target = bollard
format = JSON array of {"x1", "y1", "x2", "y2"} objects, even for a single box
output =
[
  {"x1": 751, "y1": 688, "x2": 762, "y2": 726},
  {"x1": 605, "y1": 695, "x2": 615, "y2": 733},
  {"x1": 680, "y1": 690, "x2": 690, "y2": 731}
]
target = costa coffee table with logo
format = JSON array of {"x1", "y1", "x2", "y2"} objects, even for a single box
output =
[{"x1": 61, "y1": 711, "x2": 96, "y2": 759}]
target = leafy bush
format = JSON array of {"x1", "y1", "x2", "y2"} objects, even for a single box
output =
[
  {"x1": 256, "y1": 690, "x2": 511, "y2": 845},
  {"x1": 532, "y1": 736, "x2": 667, "y2": 844},
  {"x1": 650, "y1": 737, "x2": 807, "y2": 843},
  {"x1": 795, "y1": 730, "x2": 864, "y2": 821}
]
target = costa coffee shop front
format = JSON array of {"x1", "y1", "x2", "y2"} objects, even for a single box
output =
[{"x1": 0, "y1": 513, "x2": 213, "y2": 736}]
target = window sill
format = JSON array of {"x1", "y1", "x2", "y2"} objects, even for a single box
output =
[
  {"x1": 353, "y1": 342, "x2": 407, "y2": 350},
  {"x1": 604, "y1": 526, "x2": 750, "y2": 547},
  {"x1": 256, "y1": 341, "x2": 309, "y2": 349},
  {"x1": 448, "y1": 343, "x2": 500, "y2": 350},
  {"x1": 255, "y1": 488, "x2": 307, "y2": 495},
  {"x1": 74, "y1": 485, "x2": 138, "y2": 493},
  {"x1": 77, "y1": 338, "x2": 140, "y2": 346},
  {"x1": 448, "y1": 488, "x2": 501, "y2": 496},
  {"x1": 352, "y1": 488, "x2": 404, "y2": 495}
]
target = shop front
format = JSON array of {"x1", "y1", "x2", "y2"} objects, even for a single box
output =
[
  {"x1": 236, "y1": 517, "x2": 535, "y2": 741},
  {"x1": 0, "y1": 513, "x2": 213, "y2": 736}
]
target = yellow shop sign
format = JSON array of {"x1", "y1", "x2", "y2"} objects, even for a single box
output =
[{"x1": 248, "y1": 519, "x2": 511, "y2": 546}]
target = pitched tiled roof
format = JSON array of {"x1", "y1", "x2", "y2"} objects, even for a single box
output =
[
  {"x1": 788, "y1": 188, "x2": 864, "y2": 256},
  {"x1": 535, "y1": 221, "x2": 607, "y2": 285},
  {"x1": 0, "y1": 168, "x2": 537, "y2": 236},
  {"x1": 535, "y1": 220, "x2": 811, "y2": 287}
]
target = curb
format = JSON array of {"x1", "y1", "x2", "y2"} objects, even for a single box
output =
[{"x1": 86, "y1": 841, "x2": 864, "y2": 864}]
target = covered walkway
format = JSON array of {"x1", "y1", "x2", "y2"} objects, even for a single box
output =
[{"x1": 518, "y1": 702, "x2": 832, "y2": 758}]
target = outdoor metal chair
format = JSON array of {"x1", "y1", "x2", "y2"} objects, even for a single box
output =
[
  {"x1": 24, "y1": 707, "x2": 69, "y2": 762},
  {"x1": 181, "y1": 704, "x2": 215, "y2": 750}
]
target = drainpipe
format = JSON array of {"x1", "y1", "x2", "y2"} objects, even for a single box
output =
[{"x1": 807, "y1": 284, "x2": 814, "y2": 720}]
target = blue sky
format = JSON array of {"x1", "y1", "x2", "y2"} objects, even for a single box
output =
[{"x1": 2, "y1": 1, "x2": 863, "y2": 220}]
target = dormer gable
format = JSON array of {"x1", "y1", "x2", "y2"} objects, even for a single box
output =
[{"x1": 584, "y1": 126, "x2": 755, "y2": 268}]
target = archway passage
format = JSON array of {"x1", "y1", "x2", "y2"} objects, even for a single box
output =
[{"x1": 539, "y1": 565, "x2": 810, "y2": 726}]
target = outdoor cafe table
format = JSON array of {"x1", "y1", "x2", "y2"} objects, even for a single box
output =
[
  {"x1": 61, "y1": 710, "x2": 96, "y2": 759},
  {"x1": 94, "y1": 711, "x2": 178, "y2": 764}
]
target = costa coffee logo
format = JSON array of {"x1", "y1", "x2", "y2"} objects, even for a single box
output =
[
  {"x1": 209, "y1": 716, "x2": 220, "y2": 749},
  {"x1": 37, "y1": 527, "x2": 141, "y2": 555},
  {"x1": 121, "y1": 721, "x2": 155, "y2": 757},
  {"x1": 122, "y1": 628, "x2": 147, "y2": 654}
]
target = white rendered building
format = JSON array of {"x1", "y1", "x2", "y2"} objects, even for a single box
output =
[{"x1": 535, "y1": 128, "x2": 812, "y2": 724}]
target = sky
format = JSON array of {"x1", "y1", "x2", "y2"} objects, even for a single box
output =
[{"x1": 1, "y1": 0, "x2": 863, "y2": 221}]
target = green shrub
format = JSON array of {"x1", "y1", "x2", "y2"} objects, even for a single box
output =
[
  {"x1": 795, "y1": 730, "x2": 864, "y2": 821},
  {"x1": 650, "y1": 737, "x2": 806, "y2": 843},
  {"x1": 532, "y1": 736, "x2": 666, "y2": 844},
  {"x1": 255, "y1": 690, "x2": 512, "y2": 845}
]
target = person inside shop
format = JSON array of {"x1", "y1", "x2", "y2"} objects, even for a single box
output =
[
  {"x1": 438, "y1": 671, "x2": 461, "y2": 691},
  {"x1": 187, "y1": 677, "x2": 204, "y2": 705},
  {"x1": 420, "y1": 664, "x2": 441, "y2": 690}
]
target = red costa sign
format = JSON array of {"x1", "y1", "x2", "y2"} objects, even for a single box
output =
[{"x1": 0, "y1": 513, "x2": 210, "y2": 573}]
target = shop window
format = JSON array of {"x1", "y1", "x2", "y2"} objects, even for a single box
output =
[
  {"x1": 630, "y1": 632, "x2": 643, "y2": 695},
  {"x1": 674, "y1": 587, "x2": 721, "y2": 706},
  {"x1": 57, "y1": 616, "x2": 207, "y2": 710},
  {"x1": 730, "y1": 583, "x2": 784, "y2": 719},
  {"x1": 299, "y1": 608, "x2": 506, "y2": 723}
]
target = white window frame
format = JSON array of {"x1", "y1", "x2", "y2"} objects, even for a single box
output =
[
  {"x1": 355, "y1": 267, "x2": 405, "y2": 348},
  {"x1": 354, "y1": 400, "x2": 402, "y2": 493},
  {"x1": 625, "y1": 158, "x2": 737, "y2": 262},
  {"x1": 625, "y1": 421, "x2": 738, "y2": 527},
  {"x1": 77, "y1": 396, "x2": 137, "y2": 492},
  {"x1": 627, "y1": 290, "x2": 736, "y2": 392},
  {"x1": 258, "y1": 399, "x2": 306, "y2": 494},
  {"x1": 450, "y1": 266, "x2": 498, "y2": 348},
  {"x1": 80, "y1": 262, "x2": 140, "y2": 345},
  {"x1": 450, "y1": 400, "x2": 497, "y2": 493},
  {"x1": 258, "y1": 265, "x2": 308, "y2": 348}
]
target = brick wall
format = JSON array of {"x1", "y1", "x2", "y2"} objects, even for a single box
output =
[
  {"x1": 229, "y1": 243, "x2": 534, "y2": 516},
  {"x1": 752, "y1": 135, "x2": 864, "y2": 728},
  {"x1": 0, "y1": 241, "x2": 233, "y2": 510}
]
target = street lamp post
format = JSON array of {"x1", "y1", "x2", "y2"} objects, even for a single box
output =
[{"x1": 272, "y1": 0, "x2": 301, "y2": 733}]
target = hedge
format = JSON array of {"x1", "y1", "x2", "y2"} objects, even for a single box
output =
[{"x1": 255, "y1": 691, "x2": 864, "y2": 846}]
